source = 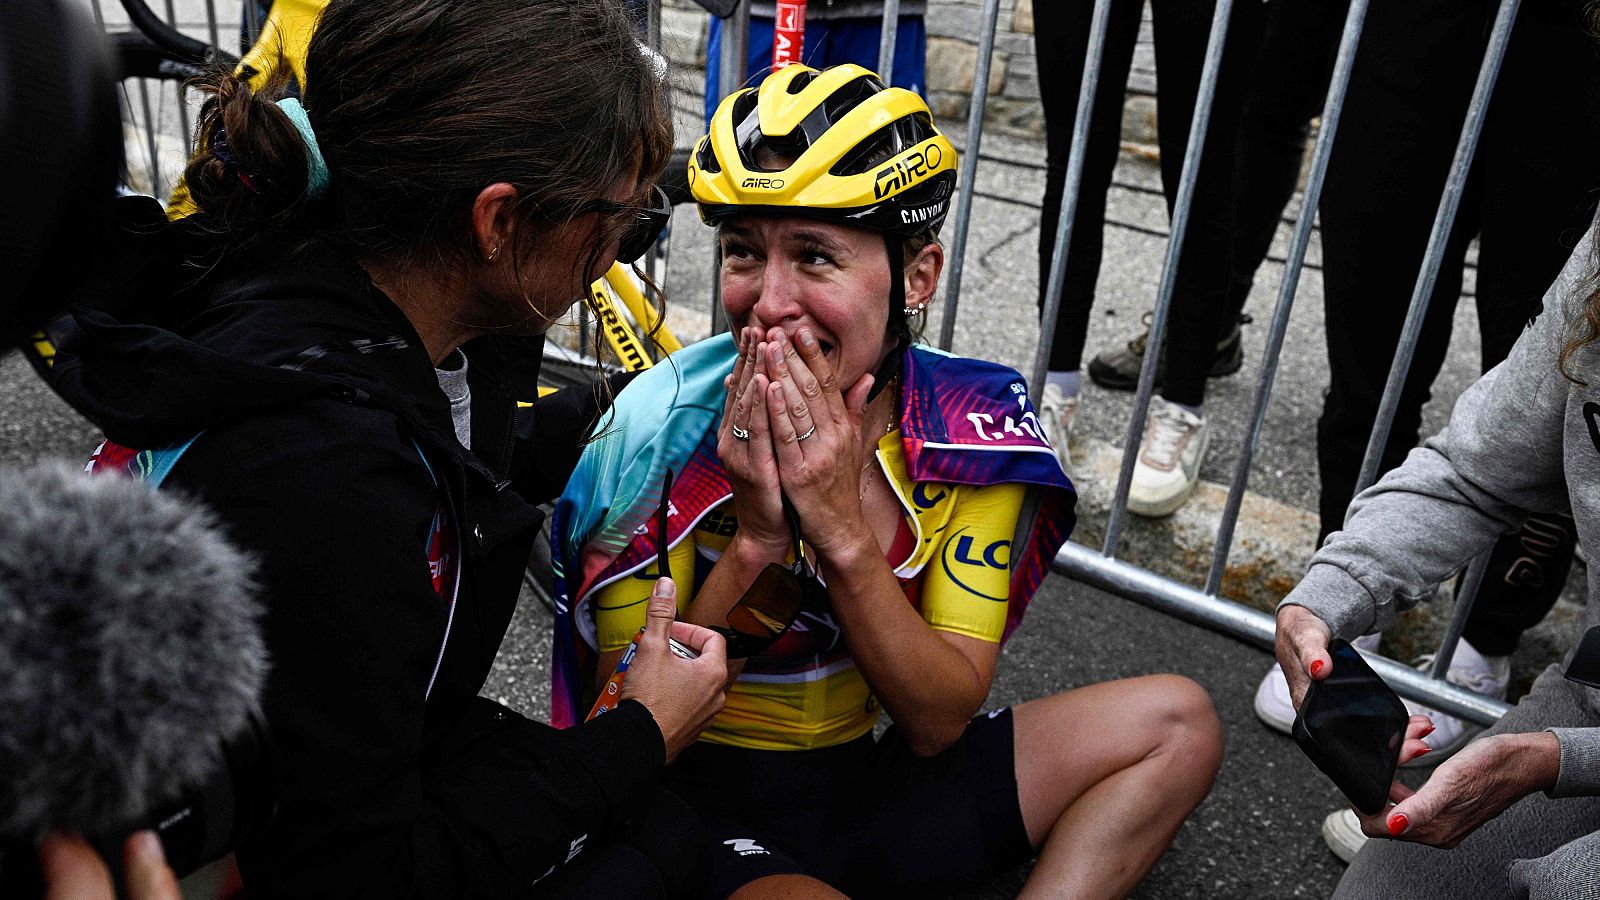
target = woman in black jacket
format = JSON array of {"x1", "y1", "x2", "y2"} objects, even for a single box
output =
[{"x1": 46, "y1": 0, "x2": 728, "y2": 894}]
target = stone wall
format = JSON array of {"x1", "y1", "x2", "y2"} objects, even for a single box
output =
[{"x1": 656, "y1": 0, "x2": 1159, "y2": 141}]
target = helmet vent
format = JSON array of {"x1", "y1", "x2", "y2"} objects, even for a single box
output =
[
  {"x1": 786, "y1": 70, "x2": 816, "y2": 93},
  {"x1": 821, "y1": 75, "x2": 881, "y2": 127},
  {"x1": 829, "y1": 112, "x2": 936, "y2": 176}
]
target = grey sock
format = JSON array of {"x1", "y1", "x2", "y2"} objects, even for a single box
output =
[{"x1": 1046, "y1": 370, "x2": 1081, "y2": 397}]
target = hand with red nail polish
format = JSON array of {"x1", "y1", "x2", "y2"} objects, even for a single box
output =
[
  {"x1": 1273, "y1": 604, "x2": 1333, "y2": 712},
  {"x1": 1351, "y1": 731, "x2": 1561, "y2": 849}
]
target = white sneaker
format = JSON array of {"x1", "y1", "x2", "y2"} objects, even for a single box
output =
[
  {"x1": 1321, "y1": 808, "x2": 1367, "y2": 864},
  {"x1": 1039, "y1": 383, "x2": 1079, "y2": 475},
  {"x1": 1254, "y1": 632, "x2": 1382, "y2": 735},
  {"x1": 1400, "y1": 638, "x2": 1510, "y2": 765},
  {"x1": 1127, "y1": 400, "x2": 1209, "y2": 517}
]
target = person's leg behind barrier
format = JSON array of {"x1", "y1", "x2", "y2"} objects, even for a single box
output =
[
  {"x1": 1031, "y1": 0, "x2": 1145, "y2": 467},
  {"x1": 1224, "y1": 0, "x2": 1349, "y2": 315},
  {"x1": 1314, "y1": 0, "x2": 1485, "y2": 541},
  {"x1": 1332, "y1": 668, "x2": 1600, "y2": 900},
  {"x1": 1122, "y1": 0, "x2": 1265, "y2": 517},
  {"x1": 1143, "y1": 0, "x2": 1265, "y2": 409},
  {"x1": 1032, "y1": 0, "x2": 1145, "y2": 377}
]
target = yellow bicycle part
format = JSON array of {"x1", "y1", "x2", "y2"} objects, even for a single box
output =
[{"x1": 604, "y1": 264, "x2": 681, "y2": 357}]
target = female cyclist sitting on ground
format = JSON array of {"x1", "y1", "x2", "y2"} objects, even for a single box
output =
[{"x1": 553, "y1": 65, "x2": 1224, "y2": 899}]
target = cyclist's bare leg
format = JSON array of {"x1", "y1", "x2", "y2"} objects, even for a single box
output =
[
  {"x1": 1011, "y1": 674, "x2": 1222, "y2": 899},
  {"x1": 730, "y1": 874, "x2": 848, "y2": 899}
]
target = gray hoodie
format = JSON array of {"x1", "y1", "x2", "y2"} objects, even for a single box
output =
[{"x1": 1282, "y1": 226, "x2": 1600, "y2": 798}]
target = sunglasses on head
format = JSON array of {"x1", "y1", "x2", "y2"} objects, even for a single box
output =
[
  {"x1": 580, "y1": 185, "x2": 671, "y2": 265},
  {"x1": 656, "y1": 470, "x2": 815, "y2": 660}
]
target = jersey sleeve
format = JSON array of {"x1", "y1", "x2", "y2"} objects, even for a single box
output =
[
  {"x1": 591, "y1": 536, "x2": 700, "y2": 652},
  {"x1": 918, "y1": 481, "x2": 1025, "y2": 643}
]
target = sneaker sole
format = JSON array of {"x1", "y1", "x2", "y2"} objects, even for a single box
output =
[{"x1": 1127, "y1": 472, "x2": 1203, "y2": 518}]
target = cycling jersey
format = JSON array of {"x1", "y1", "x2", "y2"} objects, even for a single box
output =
[
  {"x1": 552, "y1": 335, "x2": 1077, "y2": 735},
  {"x1": 590, "y1": 428, "x2": 1024, "y2": 750}
]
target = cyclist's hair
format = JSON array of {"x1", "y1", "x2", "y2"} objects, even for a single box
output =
[{"x1": 183, "y1": 0, "x2": 671, "y2": 287}]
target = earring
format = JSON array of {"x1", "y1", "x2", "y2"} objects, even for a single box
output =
[{"x1": 902, "y1": 305, "x2": 924, "y2": 317}]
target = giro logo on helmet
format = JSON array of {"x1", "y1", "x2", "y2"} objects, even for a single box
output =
[
  {"x1": 741, "y1": 177, "x2": 786, "y2": 189},
  {"x1": 873, "y1": 144, "x2": 942, "y2": 200}
]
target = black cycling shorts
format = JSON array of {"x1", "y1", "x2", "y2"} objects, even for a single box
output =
[{"x1": 662, "y1": 707, "x2": 1033, "y2": 899}]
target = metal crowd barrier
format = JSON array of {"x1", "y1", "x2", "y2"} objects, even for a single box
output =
[{"x1": 925, "y1": 0, "x2": 1523, "y2": 726}]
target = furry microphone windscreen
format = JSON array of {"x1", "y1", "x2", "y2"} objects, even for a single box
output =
[{"x1": 0, "y1": 461, "x2": 267, "y2": 842}]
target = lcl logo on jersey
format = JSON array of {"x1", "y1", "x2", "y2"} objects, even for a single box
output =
[
  {"x1": 874, "y1": 143, "x2": 943, "y2": 200},
  {"x1": 939, "y1": 526, "x2": 1010, "y2": 602}
]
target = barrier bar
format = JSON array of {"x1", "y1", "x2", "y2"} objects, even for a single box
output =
[
  {"x1": 710, "y1": 0, "x2": 751, "y2": 335},
  {"x1": 243, "y1": 0, "x2": 262, "y2": 49},
  {"x1": 1102, "y1": 0, "x2": 1235, "y2": 558},
  {"x1": 1352, "y1": 0, "x2": 1521, "y2": 497},
  {"x1": 647, "y1": 0, "x2": 662, "y2": 51},
  {"x1": 877, "y1": 0, "x2": 901, "y2": 86},
  {"x1": 137, "y1": 79, "x2": 162, "y2": 198},
  {"x1": 936, "y1": 0, "x2": 1004, "y2": 351},
  {"x1": 1055, "y1": 542, "x2": 1510, "y2": 725},
  {"x1": 1428, "y1": 549, "x2": 1491, "y2": 679},
  {"x1": 163, "y1": 0, "x2": 191, "y2": 153},
  {"x1": 204, "y1": 0, "x2": 220, "y2": 54},
  {"x1": 1203, "y1": 0, "x2": 1371, "y2": 596}
]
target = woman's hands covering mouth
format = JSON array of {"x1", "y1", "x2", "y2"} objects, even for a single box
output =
[{"x1": 718, "y1": 325, "x2": 876, "y2": 559}]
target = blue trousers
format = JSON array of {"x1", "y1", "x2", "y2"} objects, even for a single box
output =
[{"x1": 704, "y1": 14, "x2": 926, "y2": 126}]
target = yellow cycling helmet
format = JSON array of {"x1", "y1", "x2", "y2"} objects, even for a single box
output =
[{"x1": 689, "y1": 64, "x2": 957, "y2": 237}]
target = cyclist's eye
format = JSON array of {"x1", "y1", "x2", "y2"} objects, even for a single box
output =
[
  {"x1": 721, "y1": 241, "x2": 755, "y2": 260},
  {"x1": 798, "y1": 246, "x2": 836, "y2": 267}
]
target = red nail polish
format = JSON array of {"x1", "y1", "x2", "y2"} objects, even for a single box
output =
[
  {"x1": 1310, "y1": 660, "x2": 1325, "y2": 677},
  {"x1": 1415, "y1": 746, "x2": 1432, "y2": 755},
  {"x1": 1387, "y1": 813, "x2": 1408, "y2": 836},
  {"x1": 1420, "y1": 724, "x2": 1436, "y2": 738}
]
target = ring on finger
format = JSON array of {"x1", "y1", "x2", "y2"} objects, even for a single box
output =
[
  {"x1": 796, "y1": 424, "x2": 817, "y2": 442},
  {"x1": 731, "y1": 424, "x2": 751, "y2": 441}
]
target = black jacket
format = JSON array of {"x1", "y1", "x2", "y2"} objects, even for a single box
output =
[{"x1": 48, "y1": 201, "x2": 665, "y2": 897}]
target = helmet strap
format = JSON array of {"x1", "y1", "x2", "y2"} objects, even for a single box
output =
[
  {"x1": 886, "y1": 235, "x2": 911, "y2": 345},
  {"x1": 868, "y1": 235, "x2": 909, "y2": 405}
]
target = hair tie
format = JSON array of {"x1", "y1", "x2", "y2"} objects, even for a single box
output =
[
  {"x1": 274, "y1": 97, "x2": 330, "y2": 199},
  {"x1": 211, "y1": 127, "x2": 264, "y2": 195}
]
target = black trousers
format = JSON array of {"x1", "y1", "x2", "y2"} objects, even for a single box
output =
[
  {"x1": 1033, "y1": 0, "x2": 1264, "y2": 381},
  {"x1": 1316, "y1": 0, "x2": 1599, "y2": 654}
]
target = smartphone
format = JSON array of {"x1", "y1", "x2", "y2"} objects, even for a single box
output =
[{"x1": 1292, "y1": 638, "x2": 1409, "y2": 815}]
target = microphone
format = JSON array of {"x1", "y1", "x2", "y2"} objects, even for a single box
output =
[{"x1": 0, "y1": 460, "x2": 269, "y2": 884}]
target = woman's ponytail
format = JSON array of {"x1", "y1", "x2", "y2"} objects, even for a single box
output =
[{"x1": 182, "y1": 68, "x2": 314, "y2": 233}]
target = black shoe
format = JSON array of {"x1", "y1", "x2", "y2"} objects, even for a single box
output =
[{"x1": 1087, "y1": 312, "x2": 1249, "y2": 392}]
